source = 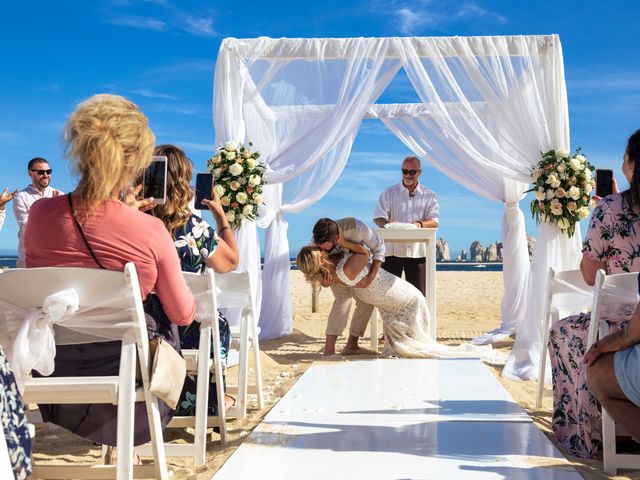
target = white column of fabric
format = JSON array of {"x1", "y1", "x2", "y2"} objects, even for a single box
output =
[{"x1": 215, "y1": 37, "x2": 402, "y2": 339}]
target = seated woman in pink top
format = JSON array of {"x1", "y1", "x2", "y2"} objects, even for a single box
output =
[{"x1": 24, "y1": 94, "x2": 196, "y2": 449}]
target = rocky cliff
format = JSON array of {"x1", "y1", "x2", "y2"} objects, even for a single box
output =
[{"x1": 436, "y1": 237, "x2": 450, "y2": 261}]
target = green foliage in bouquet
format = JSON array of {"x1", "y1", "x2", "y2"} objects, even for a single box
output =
[
  {"x1": 207, "y1": 141, "x2": 266, "y2": 230},
  {"x1": 526, "y1": 148, "x2": 595, "y2": 238}
]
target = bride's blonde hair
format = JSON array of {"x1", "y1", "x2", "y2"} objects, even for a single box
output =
[{"x1": 296, "y1": 246, "x2": 332, "y2": 290}]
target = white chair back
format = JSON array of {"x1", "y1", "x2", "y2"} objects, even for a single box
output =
[
  {"x1": 588, "y1": 269, "x2": 639, "y2": 347},
  {"x1": 587, "y1": 269, "x2": 640, "y2": 475},
  {"x1": 217, "y1": 271, "x2": 264, "y2": 419},
  {"x1": 536, "y1": 268, "x2": 593, "y2": 408},
  {"x1": 0, "y1": 264, "x2": 168, "y2": 480}
]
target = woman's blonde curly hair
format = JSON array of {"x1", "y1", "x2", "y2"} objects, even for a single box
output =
[
  {"x1": 296, "y1": 246, "x2": 332, "y2": 292},
  {"x1": 151, "y1": 145, "x2": 194, "y2": 233},
  {"x1": 64, "y1": 94, "x2": 154, "y2": 212}
]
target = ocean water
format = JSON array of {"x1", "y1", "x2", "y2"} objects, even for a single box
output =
[
  {"x1": 0, "y1": 256, "x2": 17, "y2": 269},
  {"x1": 0, "y1": 255, "x2": 503, "y2": 272}
]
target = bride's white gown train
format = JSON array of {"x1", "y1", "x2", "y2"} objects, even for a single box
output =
[{"x1": 336, "y1": 253, "x2": 506, "y2": 364}]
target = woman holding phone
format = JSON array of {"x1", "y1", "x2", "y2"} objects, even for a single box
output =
[
  {"x1": 151, "y1": 144, "x2": 239, "y2": 415},
  {"x1": 548, "y1": 129, "x2": 640, "y2": 458},
  {"x1": 23, "y1": 94, "x2": 196, "y2": 451}
]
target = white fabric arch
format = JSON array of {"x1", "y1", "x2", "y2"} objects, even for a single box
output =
[{"x1": 213, "y1": 34, "x2": 580, "y2": 380}]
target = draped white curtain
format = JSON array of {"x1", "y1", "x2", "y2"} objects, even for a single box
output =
[
  {"x1": 213, "y1": 35, "x2": 575, "y2": 378},
  {"x1": 214, "y1": 37, "x2": 402, "y2": 338}
]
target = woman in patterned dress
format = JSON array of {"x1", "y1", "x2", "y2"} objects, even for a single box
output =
[
  {"x1": 548, "y1": 129, "x2": 640, "y2": 458},
  {"x1": 0, "y1": 345, "x2": 31, "y2": 479},
  {"x1": 151, "y1": 144, "x2": 239, "y2": 416}
]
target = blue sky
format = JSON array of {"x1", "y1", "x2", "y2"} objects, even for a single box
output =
[{"x1": 1, "y1": 0, "x2": 638, "y2": 257}]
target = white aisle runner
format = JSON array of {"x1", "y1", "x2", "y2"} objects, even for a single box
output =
[{"x1": 213, "y1": 359, "x2": 581, "y2": 479}]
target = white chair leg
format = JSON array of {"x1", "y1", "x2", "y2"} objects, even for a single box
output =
[
  {"x1": 212, "y1": 319, "x2": 227, "y2": 445},
  {"x1": 536, "y1": 312, "x2": 552, "y2": 408},
  {"x1": 602, "y1": 409, "x2": 618, "y2": 475},
  {"x1": 236, "y1": 311, "x2": 250, "y2": 419},
  {"x1": 193, "y1": 326, "x2": 212, "y2": 465},
  {"x1": 116, "y1": 343, "x2": 137, "y2": 480},
  {"x1": 251, "y1": 317, "x2": 264, "y2": 409},
  {"x1": 137, "y1": 347, "x2": 169, "y2": 480},
  {"x1": 370, "y1": 308, "x2": 379, "y2": 352}
]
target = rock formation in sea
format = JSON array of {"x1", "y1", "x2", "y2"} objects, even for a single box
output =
[
  {"x1": 484, "y1": 242, "x2": 500, "y2": 262},
  {"x1": 456, "y1": 249, "x2": 467, "y2": 262},
  {"x1": 436, "y1": 237, "x2": 450, "y2": 261},
  {"x1": 469, "y1": 241, "x2": 484, "y2": 262}
]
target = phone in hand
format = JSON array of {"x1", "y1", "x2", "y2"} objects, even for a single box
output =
[
  {"x1": 194, "y1": 173, "x2": 214, "y2": 210},
  {"x1": 142, "y1": 156, "x2": 167, "y2": 205},
  {"x1": 595, "y1": 169, "x2": 614, "y2": 198}
]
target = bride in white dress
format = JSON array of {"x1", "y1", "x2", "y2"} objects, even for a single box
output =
[{"x1": 297, "y1": 246, "x2": 505, "y2": 364}]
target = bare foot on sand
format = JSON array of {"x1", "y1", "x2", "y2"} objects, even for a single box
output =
[{"x1": 340, "y1": 346, "x2": 377, "y2": 356}]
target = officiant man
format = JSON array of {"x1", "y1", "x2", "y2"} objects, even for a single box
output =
[
  {"x1": 373, "y1": 156, "x2": 439, "y2": 295},
  {"x1": 312, "y1": 217, "x2": 385, "y2": 356}
]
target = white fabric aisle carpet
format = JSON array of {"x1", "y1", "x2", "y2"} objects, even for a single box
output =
[{"x1": 213, "y1": 358, "x2": 581, "y2": 479}]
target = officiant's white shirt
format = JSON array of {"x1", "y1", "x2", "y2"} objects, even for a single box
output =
[{"x1": 374, "y1": 182, "x2": 439, "y2": 258}]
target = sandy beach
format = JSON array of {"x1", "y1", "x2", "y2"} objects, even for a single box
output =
[{"x1": 32, "y1": 271, "x2": 639, "y2": 479}]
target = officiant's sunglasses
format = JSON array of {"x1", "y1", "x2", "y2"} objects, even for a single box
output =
[
  {"x1": 30, "y1": 169, "x2": 52, "y2": 175},
  {"x1": 401, "y1": 168, "x2": 420, "y2": 175}
]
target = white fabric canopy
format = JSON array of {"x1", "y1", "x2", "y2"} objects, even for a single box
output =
[{"x1": 213, "y1": 35, "x2": 575, "y2": 380}]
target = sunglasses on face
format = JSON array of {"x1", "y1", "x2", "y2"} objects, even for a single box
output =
[
  {"x1": 401, "y1": 168, "x2": 419, "y2": 175},
  {"x1": 30, "y1": 169, "x2": 52, "y2": 175}
]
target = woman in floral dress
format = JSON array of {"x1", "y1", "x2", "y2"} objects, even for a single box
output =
[
  {"x1": 549, "y1": 129, "x2": 640, "y2": 458},
  {"x1": 0, "y1": 345, "x2": 31, "y2": 479},
  {"x1": 152, "y1": 144, "x2": 239, "y2": 415}
]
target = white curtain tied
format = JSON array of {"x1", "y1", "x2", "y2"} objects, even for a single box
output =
[{"x1": 213, "y1": 35, "x2": 574, "y2": 374}]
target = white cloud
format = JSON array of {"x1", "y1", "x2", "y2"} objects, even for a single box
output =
[
  {"x1": 179, "y1": 15, "x2": 216, "y2": 37},
  {"x1": 179, "y1": 141, "x2": 215, "y2": 153},
  {"x1": 106, "y1": 1, "x2": 217, "y2": 37},
  {"x1": 396, "y1": 7, "x2": 438, "y2": 35},
  {"x1": 455, "y1": 2, "x2": 506, "y2": 23},
  {"x1": 106, "y1": 14, "x2": 167, "y2": 31},
  {"x1": 128, "y1": 88, "x2": 176, "y2": 100},
  {"x1": 567, "y1": 73, "x2": 640, "y2": 94},
  {"x1": 390, "y1": 1, "x2": 506, "y2": 34}
]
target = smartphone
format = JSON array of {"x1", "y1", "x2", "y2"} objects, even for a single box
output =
[
  {"x1": 194, "y1": 173, "x2": 214, "y2": 210},
  {"x1": 142, "y1": 156, "x2": 167, "y2": 205},
  {"x1": 595, "y1": 169, "x2": 614, "y2": 198}
]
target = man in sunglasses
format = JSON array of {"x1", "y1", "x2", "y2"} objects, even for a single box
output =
[
  {"x1": 373, "y1": 156, "x2": 439, "y2": 295},
  {"x1": 13, "y1": 157, "x2": 63, "y2": 267}
]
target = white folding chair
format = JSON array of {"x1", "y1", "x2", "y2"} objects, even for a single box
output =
[
  {"x1": 587, "y1": 269, "x2": 640, "y2": 475},
  {"x1": 536, "y1": 268, "x2": 592, "y2": 408},
  {"x1": 136, "y1": 269, "x2": 227, "y2": 465},
  {"x1": 217, "y1": 272, "x2": 264, "y2": 419},
  {"x1": 0, "y1": 263, "x2": 168, "y2": 480}
]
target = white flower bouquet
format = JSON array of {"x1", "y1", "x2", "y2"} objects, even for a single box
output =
[
  {"x1": 527, "y1": 148, "x2": 595, "y2": 237},
  {"x1": 207, "y1": 141, "x2": 266, "y2": 230}
]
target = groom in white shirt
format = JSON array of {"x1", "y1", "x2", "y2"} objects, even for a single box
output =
[
  {"x1": 373, "y1": 156, "x2": 439, "y2": 295},
  {"x1": 312, "y1": 217, "x2": 385, "y2": 355}
]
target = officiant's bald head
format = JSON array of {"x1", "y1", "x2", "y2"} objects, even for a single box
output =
[{"x1": 402, "y1": 156, "x2": 422, "y2": 188}]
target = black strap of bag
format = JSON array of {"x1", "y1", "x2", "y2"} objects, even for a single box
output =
[{"x1": 67, "y1": 194, "x2": 106, "y2": 270}]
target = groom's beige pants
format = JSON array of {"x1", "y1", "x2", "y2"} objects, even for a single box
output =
[{"x1": 326, "y1": 284, "x2": 374, "y2": 338}]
